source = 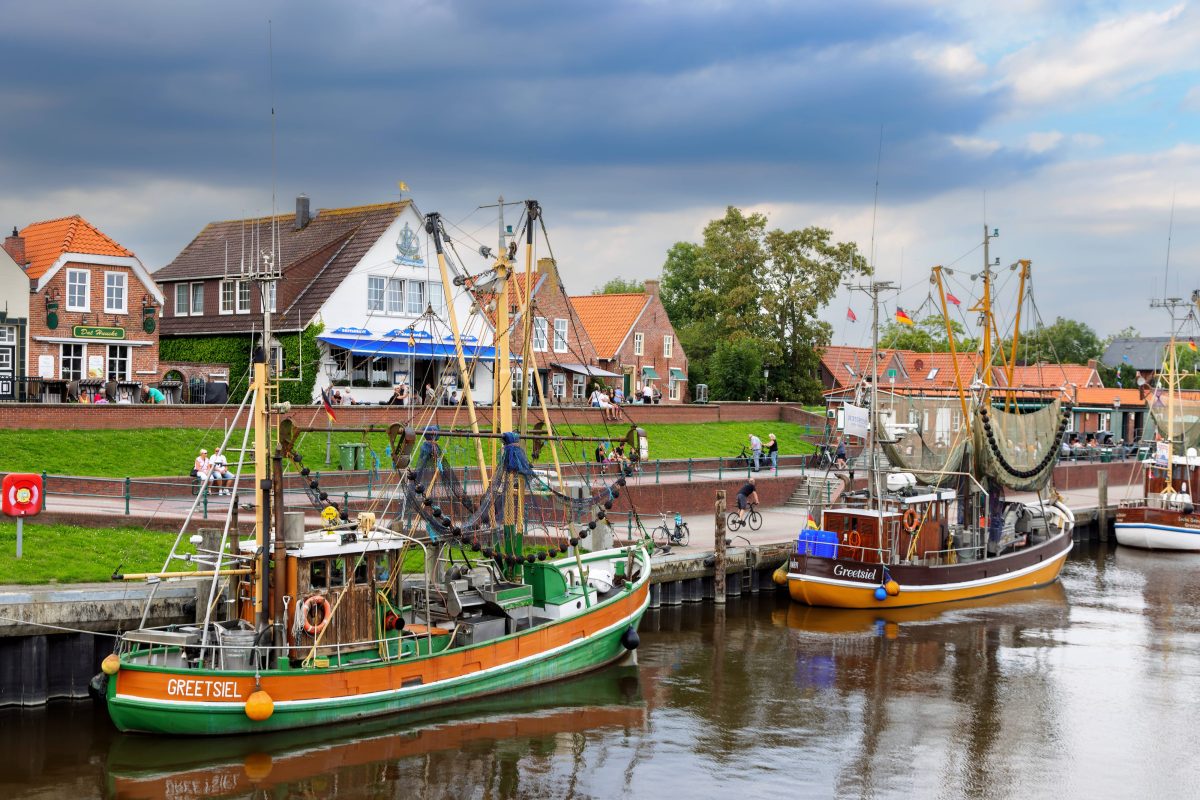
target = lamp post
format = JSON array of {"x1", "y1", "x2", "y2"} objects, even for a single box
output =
[
  {"x1": 1113, "y1": 397, "x2": 1122, "y2": 447},
  {"x1": 762, "y1": 368, "x2": 769, "y2": 402}
]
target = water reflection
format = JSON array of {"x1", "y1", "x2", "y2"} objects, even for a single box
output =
[{"x1": 6, "y1": 542, "x2": 1200, "y2": 799}]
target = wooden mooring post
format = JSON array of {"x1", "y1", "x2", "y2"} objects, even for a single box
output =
[
  {"x1": 714, "y1": 490, "x2": 727, "y2": 604},
  {"x1": 1097, "y1": 470, "x2": 1109, "y2": 542}
]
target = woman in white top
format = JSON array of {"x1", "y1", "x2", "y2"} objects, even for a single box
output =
[{"x1": 598, "y1": 390, "x2": 617, "y2": 420}]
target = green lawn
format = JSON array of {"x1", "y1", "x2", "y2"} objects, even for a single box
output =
[
  {"x1": 1, "y1": 421, "x2": 819, "y2": 479},
  {"x1": 0, "y1": 522, "x2": 178, "y2": 584}
]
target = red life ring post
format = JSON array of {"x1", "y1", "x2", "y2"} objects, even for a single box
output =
[
  {"x1": 2, "y1": 473, "x2": 43, "y2": 560},
  {"x1": 902, "y1": 507, "x2": 921, "y2": 533},
  {"x1": 301, "y1": 594, "x2": 332, "y2": 636}
]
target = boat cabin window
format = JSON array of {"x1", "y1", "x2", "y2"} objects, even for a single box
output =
[
  {"x1": 310, "y1": 560, "x2": 328, "y2": 590},
  {"x1": 354, "y1": 559, "x2": 368, "y2": 584},
  {"x1": 375, "y1": 553, "x2": 391, "y2": 581},
  {"x1": 331, "y1": 558, "x2": 346, "y2": 588}
]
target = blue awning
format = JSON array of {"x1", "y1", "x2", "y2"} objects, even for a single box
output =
[{"x1": 319, "y1": 334, "x2": 513, "y2": 361}]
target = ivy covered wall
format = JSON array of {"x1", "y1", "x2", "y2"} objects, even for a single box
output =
[{"x1": 158, "y1": 322, "x2": 324, "y2": 404}]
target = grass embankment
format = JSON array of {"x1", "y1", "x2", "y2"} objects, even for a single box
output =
[
  {"x1": 0, "y1": 421, "x2": 818, "y2": 478},
  {"x1": 0, "y1": 522, "x2": 177, "y2": 584}
]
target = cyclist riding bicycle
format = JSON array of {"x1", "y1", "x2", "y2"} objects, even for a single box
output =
[{"x1": 736, "y1": 477, "x2": 759, "y2": 524}]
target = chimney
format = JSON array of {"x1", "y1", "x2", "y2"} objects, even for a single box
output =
[
  {"x1": 643, "y1": 279, "x2": 659, "y2": 297},
  {"x1": 536, "y1": 257, "x2": 558, "y2": 288},
  {"x1": 3, "y1": 226, "x2": 25, "y2": 268},
  {"x1": 295, "y1": 194, "x2": 311, "y2": 230}
]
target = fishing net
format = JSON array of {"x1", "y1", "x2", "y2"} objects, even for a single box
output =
[
  {"x1": 874, "y1": 391, "x2": 968, "y2": 487},
  {"x1": 398, "y1": 430, "x2": 621, "y2": 554},
  {"x1": 974, "y1": 399, "x2": 1069, "y2": 492},
  {"x1": 1149, "y1": 395, "x2": 1200, "y2": 451}
]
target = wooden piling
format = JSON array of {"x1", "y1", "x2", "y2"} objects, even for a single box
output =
[
  {"x1": 1098, "y1": 470, "x2": 1109, "y2": 542},
  {"x1": 715, "y1": 490, "x2": 727, "y2": 604}
]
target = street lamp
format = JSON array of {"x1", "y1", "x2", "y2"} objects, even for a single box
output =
[
  {"x1": 763, "y1": 368, "x2": 769, "y2": 402},
  {"x1": 1113, "y1": 397, "x2": 1122, "y2": 446}
]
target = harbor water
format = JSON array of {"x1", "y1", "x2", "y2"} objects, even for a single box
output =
[{"x1": 3, "y1": 540, "x2": 1199, "y2": 799}]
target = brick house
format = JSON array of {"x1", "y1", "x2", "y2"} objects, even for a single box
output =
[
  {"x1": 2, "y1": 216, "x2": 164, "y2": 394},
  {"x1": 480, "y1": 258, "x2": 603, "y2": 404},
  {"x1": 569, "y1": 280, "x2": 689, "y2": 403}
]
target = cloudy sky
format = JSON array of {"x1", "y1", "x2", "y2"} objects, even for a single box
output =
[{"x1": 2, "y1": 0, "x2": 1198, "y2": 342}]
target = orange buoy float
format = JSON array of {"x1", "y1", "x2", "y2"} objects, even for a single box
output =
[
  {"x1": 885, "y1": 579, "x2": 900, "y2": 596},
  {"x1": 300, "y1": 594, "x2": 331, "y2": 635},
  {"x1": 101, "y1": 653, "x2": 121, "y2": 675},
  {"x1": 245, "y1": 689, "x2": 275, "y2": 721},
  {"x1": 902, "y1": 507, "x2": 920, "y2": 532}
]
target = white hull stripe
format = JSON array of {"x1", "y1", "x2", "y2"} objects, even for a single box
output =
[
  {"x1": 1114, "y1": 523, "x2": 1200, "y2": 535},
  {"x1": 114, "y1": 591, "x2": 650, "y2": 711},
  {"x1": 786, "y1": 542, "x2": 1072, "y2": 593}
]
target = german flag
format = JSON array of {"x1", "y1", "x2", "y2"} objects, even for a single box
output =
[
  {"x1": 1189, "y1": 340, "x2": 1198, "y2": 352},
  {"x1": 895, "y1": 308, "x2": 914, "y2": 326},
  {"x1": 320, "y1": 387, "x2": 338, "y2": 423}
]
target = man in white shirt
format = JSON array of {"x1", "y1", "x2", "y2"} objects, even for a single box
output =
[
  {"x1": 209, "y1": 447, "x2": 234, "y2": 496},
  {"x1": 749, "y1": 433, "x2": 763, "y2": 472}
]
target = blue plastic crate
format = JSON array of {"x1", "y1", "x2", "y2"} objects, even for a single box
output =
[{"x1": 797, "y1": 529, "x2": 839, "y2": 558}]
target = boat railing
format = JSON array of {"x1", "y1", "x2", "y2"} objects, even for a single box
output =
[{"x1": 910, "y1": 543, "x2": 986, "y2": 566}]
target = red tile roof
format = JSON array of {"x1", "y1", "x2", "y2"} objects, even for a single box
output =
[
  {"x1": 567, "y1": 293, "x2": 651, "y2": 359},
  {"x1": 20, "y1": 215, "x2": 134, "y2": 279},
  {"x1": 996, "y1": 362, "x2": 1100, "y2": 389}
]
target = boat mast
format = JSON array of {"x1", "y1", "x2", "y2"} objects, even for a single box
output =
[
  {"x1": 848, "y1": 279, "x2": 895, "y2": 504},
  {"x1": 252, "y1": 252, "x2": 278, "y2": 631}
]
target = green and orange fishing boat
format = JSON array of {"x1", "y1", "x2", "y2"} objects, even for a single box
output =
[{"x1": 94, "y1": 202, "x2": 651, "y2": 735}]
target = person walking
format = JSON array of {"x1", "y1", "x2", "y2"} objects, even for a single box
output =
[
  {"x1": 642, "y1": 382, "x2": 653, "y2": 404},
  {"x1": 767, "y1": 433, "x2": 778, "y2": 471},
  {"x1": 835, "y1": 437, "x2": 847, "y2": 469},
  {"x1": 749, "y1": 433, "x2": 763, "y2": 472}
]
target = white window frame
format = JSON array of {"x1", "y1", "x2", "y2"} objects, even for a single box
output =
[
  {"x1": 106, "y1": 344, "x2": 130, "y2": 382},
  {"x1": 61, "y1": 343, "x2": 85, "y2": 381},
  {"x1": 511, "y1": 367, "x2": 523, "y2": 394},
  {"x1": 429, "y1": 281, "x2": 445, "y2": 316},
  {"x1": 572, "y1": 373, "x2": 585, "y2": 400},
  {"x1": 551, "y1": 372, "x2": 566, "y2": 400},
  {"x1": 633, "y1": 332, "x2": 644, "y2": 356},
  {"x1": 663, "y1": 334, "x2": 673, "y2": 359},
  {"x1": 0, "y1": 325, "x2": 16, "y2": 344},
  {"x1": 387, "y1": 278, "x2": 405, "y2": 315},
  {"x1": 261, "y1": 281, "x2": 276, "y2": 313},
  {"x1": 367, "y1": 276, "x2": 385, "y2": 312},
  {"x1": 271, "y1": 344, "x2": 285, "y2": 377},
  {"x1": 407, "y1": 280, "x2": 425, "y2": 315},
  {"x1": 669, "y1": 375, "x2": 680, "y2": 401},
  {"x1": 926, "y1": 368, "x2": 939, "y2": 380},
  {"x1": 553, "y1": 318, "x2": 568, "y2": 352},
  {"x1": 220, "y1": 279, "x2": 236, "y2": 314},
  {"x1": 532, "y1": 317, "x2": 548, "y2": 352},
  {"x1": 237, "y1": 280, "x2": 251, "y2": 313},
  {"x1": 103, "y1": 271, "x2": 127, "y2": 314},
  {"x1": 66, "y1": 269, "x2": 90, "y2": 312},
  {"x1": 174, "y1": 283, "x2": 189, "y2": 316},
  {"x1": 189, "y1": 282, "x2": 204, "y2": 316}
]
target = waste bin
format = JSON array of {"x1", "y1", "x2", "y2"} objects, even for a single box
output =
[
  {"x1": 352, "y1": 443, "x2": 367, "y2": 470},
  {"x1": 338, "y1": 443, "x2": 358, "y2": 471}
]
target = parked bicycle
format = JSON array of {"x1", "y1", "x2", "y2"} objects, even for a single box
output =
[
  {"x1": 727, "y1": 503, "x2": 762, "y2": 532},
  {"x1": 810, "y1": 444, "x2": 835, "y2": 469},
  {"x1": 652, "y1": 512, "x2": 690, "y2": 548}
]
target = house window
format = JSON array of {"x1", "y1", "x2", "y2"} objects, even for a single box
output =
[
  {"x1": 261, "y1": 281, "x2": 276, "y2": 313},
  {"x1": 106, "y1": 345, "x2": 130, "y2": 382},
  {"x1": 238, "y1": 280, "x2": 251, "y2": 313},
  {"x1": 104, "y1": 272, "x2": 127, "y2": 314},
  {"x1": 66, "y1": 269, "x2": 90, "y2": 311},
  {"x1": 387, "y1": 278, "x2": 405, "y2": 314},
  {"x1": 0, "y1": 326, "x2": 15, "y2": 344},
  {"x1": 553, "y1": 319, "x2": 568, "y2": 352},
  {"x1": 174, "y1": 284, "x2": 189, "y2": 316},
  {"x1": 551, "y1": 372, "x2": 566, "y2": 400},
  {"x1": 511, "y1": 367, "x2": 523, "y2": 394},
  {"x1": 663, "y1": 335, "x2": 673, "y2": 359},
  {"x1": 669, "y1": 375, "x2": 680, "y2": 401},
  {"x1": 407, "y1": 280, "x2": 425, "y2": 315},
  {"x1": 220, "y1": 280, "x2": 236, "y2": 314},
  {"x1": 532, "y1": 318, "x2": 548, "y2": 352},
  {"x1": 367, "y1": 276, "x2": 385, "y2": 311},
  {"x1": 844, "y1": 364, "x2": 856, "y2": 377},
  {"x1": 633, "y1": 332, "x2": 644, "y2": 356},
  {"x1": 271, "y1": 345, "x2": 285, "y2": 377},
  {"x1": 926, "y1": 368, "x2": 939, "y2": 380},
  {"x1": 61, "y1": 344, "x2": 84, "y2": 380},
  {"x1": 429, "y1": 281, "x2": 445, "y2": 316},
  {"x1": 572, "y1": 373, "x2": 585, "y2": 400}
]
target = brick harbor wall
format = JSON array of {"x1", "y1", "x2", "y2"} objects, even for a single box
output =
[{"x1": 0, "y1": 400, "x2": 804, "y2": 430}]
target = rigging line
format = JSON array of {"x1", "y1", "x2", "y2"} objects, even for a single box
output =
[
  {"x1": 868, "y1": 124, "x2": 883, "y2": 274},
  {"x1": 1164, "y1": 187, "x2": 1176, "y2": 301}
]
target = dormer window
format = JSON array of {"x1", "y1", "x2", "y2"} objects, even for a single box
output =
[{"x1": 844, "y1": 364, "x2": 855, "y2": 377}]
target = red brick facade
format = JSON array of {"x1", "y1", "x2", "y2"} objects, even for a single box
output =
[
  {"x1": 604, "y1": 281, "x2": 690, "y2": 404},
  {"x1": 27, "y1": 260, "x2": 162, "y2": 382}
]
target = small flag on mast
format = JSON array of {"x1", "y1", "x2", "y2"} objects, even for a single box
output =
[
  {"x1": 846, "y1": 307, "x2": 857, "y2": 323},
  {"x1": 946, "y1": 293, "x2": 961, "y2": 306},
  {"x1": 320, "y1": 387, "x2": 338, "y2": 423},
  {"x1": 895, "y1": 308, "x2": 914, "y2": 326},
  {"x1": 1189, "y1": 340, "x2": 1198, "y2": 352}
]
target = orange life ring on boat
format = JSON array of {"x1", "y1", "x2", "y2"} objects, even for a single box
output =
[
  {"x1": 903, "y1": 507, "x2": 921, "y2": 532},
  {"x1": 300, "y1": 594, "x2": 331, "y2": 635},
  {"x1": 847, "y1": 530, "x2": 862, "y2": 549}
]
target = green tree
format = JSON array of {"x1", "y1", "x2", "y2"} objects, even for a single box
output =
[
  {"x1": 708, "y1": 339, "x2": 764, "y2": 401},
  {"x1": 592, "y1": 277, "x2": 645, "y2": 294},
  {"x1": 879, "y1": 315, "x2": 977, "y2": 353},
  {"x1": 1018, "y1": 317, "x2": 1103, "y2": 365},
  {"x1": 659, "y1": 207, "x2": 869, "y2": 403},
  {"x1": 1097, "y1": 326, "x2": 1140, "y2": 386}
]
